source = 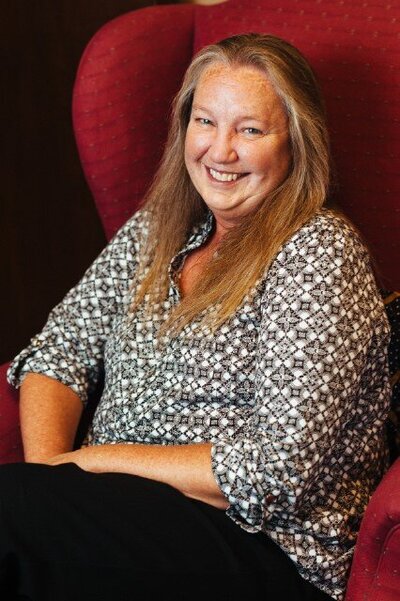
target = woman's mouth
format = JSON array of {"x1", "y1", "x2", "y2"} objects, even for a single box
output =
[{"x1": 206, "y1": 166, "x2": 248, "y2": 182}]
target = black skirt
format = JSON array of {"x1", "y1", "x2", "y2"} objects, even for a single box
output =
[{"x1": 0, "y1": 462, "x2": 333, "y2": 601}]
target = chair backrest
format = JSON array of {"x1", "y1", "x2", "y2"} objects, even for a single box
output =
[{"x1": 73, "y1": 0, "x2": 400, "y2": 290}]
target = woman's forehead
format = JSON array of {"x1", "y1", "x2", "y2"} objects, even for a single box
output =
[
  {"x1": 193, "y1": 63, "x2": 285, "y2": 118},
  {"x1": 196, "y1": 62, "x2": 271, "y2": 90}
]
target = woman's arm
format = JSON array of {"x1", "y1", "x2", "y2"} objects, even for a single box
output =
[
  {"x1": 209, "y1": 214, "x2": 391, "y2": 530},
  {"x1": 7, "y1": 214, "x2": 146, "y2": 460},
  {"x1": 7, "y1": 211, "x2": 144, "y2": 406},
  {"x1": 19, "y1": 373, "x2": 227, "y2": 510},
  {"x1": 46, "y1": 442, "x2": 229, "y2": 510},
  {"x1": 20, "y1": 373, "x2": 83, "y2": 463}
]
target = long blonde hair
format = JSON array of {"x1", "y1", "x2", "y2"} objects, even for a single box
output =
[{"x1": 132, "y1": 33, "x2": 330, "y2": 333}]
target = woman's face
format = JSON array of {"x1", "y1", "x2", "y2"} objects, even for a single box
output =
[{"x1": 184, "y1": 64, "x2": 291, "y2": 229}]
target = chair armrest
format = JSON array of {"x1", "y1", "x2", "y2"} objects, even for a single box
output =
[
  {"x1": 0, "y1": 362, "x2": 24, "y2": 464},
  {"x1": 346, "y1": 458, "x2": 400, "y2": 601}
]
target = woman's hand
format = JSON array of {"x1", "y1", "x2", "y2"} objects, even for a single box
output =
[
  {"x1": 45, "y1": 446, "x2": 122, "y2": 473},
  {"x1": 45, "y1": 448, "x2": 99, "y2": 471}
]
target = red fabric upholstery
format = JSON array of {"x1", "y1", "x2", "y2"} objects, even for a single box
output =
[
  {"x1": 0, "y1": 363, "x2": 23, "y2": 464},
  {"x1": 346, "y1": 458, "x2": 400, "y2": 601},
  {"x1": 73, "y1": 0, "x2": 399, "y2": 290},
  {"x1": 72, "y1": 4, "x2": 195, "y2": 240},
  {"x1": 1, "y1": 1, "x2": 399, "y2": 598}
]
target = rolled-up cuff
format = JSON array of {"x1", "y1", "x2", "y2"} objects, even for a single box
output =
[
  {"x1": 7, "y1": 335, "x2": 90, "y2": 404},
  {"x1": 211, "y1": 439, "x2": 267, "y2": 533}
]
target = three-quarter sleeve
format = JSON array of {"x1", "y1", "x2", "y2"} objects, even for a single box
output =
[
  {"x1": 211, "y1": 215, "x2": 391, "y2": 532},
  {"x1": 7, "y1": 213, "x2": 144, "y2": 404}
]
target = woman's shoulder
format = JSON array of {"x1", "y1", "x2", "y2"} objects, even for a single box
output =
[
  {"x1": 295, "y1": 207, "x2": 361, "y2": 241},
  {"x1": 262, "y1": 208, "x2": 387, "y2": 328},
  {"x1": 263, "y1": 208, "x2": 377, "y2": 295},
  {"x1": 106, "y1": 207, "x2": 152, "y2": 257},
  {"x1": 280, "y1": 208, "x2": 369, "y2": 264}
]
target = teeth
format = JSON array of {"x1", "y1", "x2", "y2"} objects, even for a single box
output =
[{"x1": 209, "y1": 168, "x2": 239, "y2": 182}]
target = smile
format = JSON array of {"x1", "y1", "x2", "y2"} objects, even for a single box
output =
[{"x1": 207, "y1": 167, "x2": 246, "y2": 182}]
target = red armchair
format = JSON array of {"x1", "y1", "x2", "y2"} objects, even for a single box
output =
[{"x1": 1, "y1": 1, "x2": 399, "y2": 599}]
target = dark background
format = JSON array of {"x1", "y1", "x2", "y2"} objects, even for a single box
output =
[{"x1": 1, "y1": 0, "x2": 180, "y2": 364}]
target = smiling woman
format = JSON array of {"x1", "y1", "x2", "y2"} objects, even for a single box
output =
[
  {"x1": 181, "y1": 63, "x2": 291, "y2": 297},
  {"x1": 184, "y1": 64, "x2": 291, "y2": 226},
  {"x1": 133, "y1": 33, "x2": 330, "y2": 335},
  {"x1": 3, "y1": 33, "x2": 390, "y2": 601}
]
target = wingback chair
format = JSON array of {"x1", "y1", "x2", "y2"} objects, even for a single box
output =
[{"x1": 1, "y1": 1, "x2": 399, "y2": 599}]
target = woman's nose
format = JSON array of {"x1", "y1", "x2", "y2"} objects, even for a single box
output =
[{"x1": 208, "y1": 130, "x2": 238, "y2": 164}]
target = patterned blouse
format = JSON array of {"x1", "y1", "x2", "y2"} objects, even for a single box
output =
[{"x1": 8, "y1": 208, "x2": 391, "y2": 600}]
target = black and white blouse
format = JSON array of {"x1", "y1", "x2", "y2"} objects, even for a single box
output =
[{"x1": 8, "y1": 208, "x2": 391, "y2": 600}]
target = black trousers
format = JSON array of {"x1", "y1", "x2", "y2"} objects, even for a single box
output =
[{"x1": 0, "y1": 463, "x2": 333, "y2": 601}]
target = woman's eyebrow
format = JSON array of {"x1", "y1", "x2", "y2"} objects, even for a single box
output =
[
  {"x1": 191, "y1": 104, "x2": 212, "y2": 113},
  {"x1": 237, "y1": 114, "x2": 267, "y2": 121},
  {"x1": 192, "y1": 105, "x2": 266, "y2": 122}
]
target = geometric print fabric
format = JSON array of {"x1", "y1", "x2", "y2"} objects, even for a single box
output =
[{"x1": 8, "y1": 209, "x2": 391, "y2": 600}]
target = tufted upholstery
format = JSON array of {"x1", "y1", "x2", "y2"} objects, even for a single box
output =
[{"x1": 1, "y1": 1, "x2": 399, "y2": 599}]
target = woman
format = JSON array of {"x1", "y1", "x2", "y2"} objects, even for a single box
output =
[{"x1": 3, "y1": 34, "x2": 390, "y2": 601}]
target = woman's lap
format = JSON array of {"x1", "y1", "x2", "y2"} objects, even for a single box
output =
[{"x1": 0, "y1": 462, "x2": 332, "y2": 601}]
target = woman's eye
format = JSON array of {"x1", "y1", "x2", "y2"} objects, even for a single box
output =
[
  {"x1": 243, "y1": 127, "x2": 262, "y2": 135},
  {"x1": 196, "y1": 118, "x2": 212, "y2": 126}
]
